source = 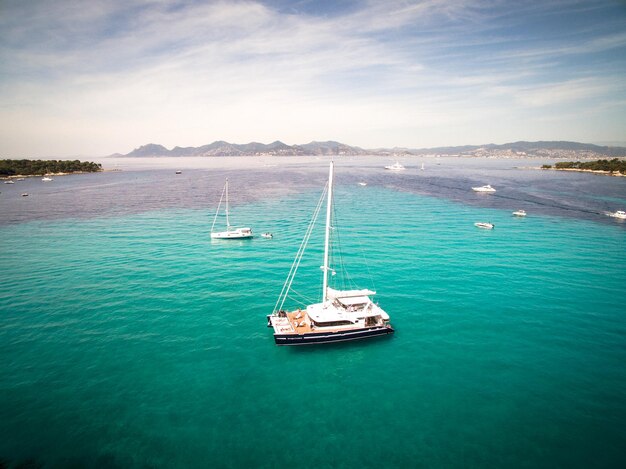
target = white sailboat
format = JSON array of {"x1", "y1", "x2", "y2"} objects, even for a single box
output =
[
  {"x1": 210, "y1": 179, "x2": 253, "y2": 239},
  {"x1": 267, "y1": 161, "x2": 394, "y2": 345}
]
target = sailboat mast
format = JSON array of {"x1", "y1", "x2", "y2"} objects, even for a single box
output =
[
  {"x1": 225, "y1": 178, "x2": 230, "y2": 228},
  {"x1": 322, "y1": 161, "x2": 334, "y2": 302}
]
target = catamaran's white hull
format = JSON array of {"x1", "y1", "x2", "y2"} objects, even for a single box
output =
[
  {"x1": 267, "y1": 315, "x2": 393, "y2": 345},
  {"x1": 273, "y1": 326, "x2": 394, "y2": 345}
]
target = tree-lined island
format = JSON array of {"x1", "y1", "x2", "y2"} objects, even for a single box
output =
[
  {"x1": 0, "y1": 159, "x2": 102, "y2": 177},
  {"x1": 542, "y1": 158, "x2": 626, "y2": 176}
]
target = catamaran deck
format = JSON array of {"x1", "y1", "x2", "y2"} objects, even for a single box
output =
[
  {"x1": 273, "y1": 309, "x2": 387, "y2": 335},
  {"x1": 279, "y1": 310, "x2": 314, "y2": 334}
]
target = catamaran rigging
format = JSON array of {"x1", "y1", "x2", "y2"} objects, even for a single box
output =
[{"x1": 267, "y1": 161, "x2": 394, "y2": 345}]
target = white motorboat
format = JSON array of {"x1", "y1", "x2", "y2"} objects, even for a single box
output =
[
  {"x1": 4, "y1": 180, "x2": 15, "y2": 184},
  {"x1": 472, "y1": 184, "x2": 496, "y2": 193},
  {"x1": 385, "y1": 162, "x2": 406, "y2": 171},
  {"x1": 358, "y1": 182, "x2": 367, "y2": 186},
  {"x1": 210, "y1": 179, "x2": 253, "y2": 239},
  {"x1": 609, "y1": 210, "x2": 626, "y2": 220},
  {"x1": 267, "y1": 161, "x2": 394, "y2": 345},
  {"x1": 175, "y1": 170, "x2": 182, "y2": 174},
  {"x1": 42, "y1": 176, "x2": 53, "y2": 182},
  {"x1": 261, "y1": 232, "x2": 273, "y2": 239},
  {"x1": 21, "y1": 193, "x2": 29, "y2": 197},
  {"x1": 512, "y1": 210, "x2": 527, "y2": 217},
  {"x1": 474, "y1": 222, "x2": 494, "y2": 229}
]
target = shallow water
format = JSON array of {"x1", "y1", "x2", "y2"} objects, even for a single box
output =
[{"x1": 1, "y1": 157, "x2": 625, "y2": 468}]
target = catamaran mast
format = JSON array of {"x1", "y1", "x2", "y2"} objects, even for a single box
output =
[
  {"x1": 225, "y1": 178, "x2": 230, "y2": 229},
  {"x1": 322, "y1": 161, "x2": 334, "y2": 302}
]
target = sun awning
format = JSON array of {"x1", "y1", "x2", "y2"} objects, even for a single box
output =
[
  {"x1": 336, "y1": 296, "x2": 370, "y2": 307},
  {"x1": 327, "y1": 288, "x2": 375, "y2": 303}
]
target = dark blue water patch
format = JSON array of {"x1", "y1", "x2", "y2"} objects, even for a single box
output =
[
  {"x1": 1, "y1": 159, "x2": 625, "y2": 228},
  {"x1": 344, "y1": 164, "x2": 626, "y2": 227}
]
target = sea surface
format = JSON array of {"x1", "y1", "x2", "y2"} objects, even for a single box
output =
[{"x1": 1, "y1": 156, "x2": 625, "y2": 468}]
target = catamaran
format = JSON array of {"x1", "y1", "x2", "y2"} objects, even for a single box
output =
[
  {"x1": 210, "y1": 178, "x2": 253, "y2": 239},
  {"x1": 267, "y1": 161, "x2": 394, "y2": 345}
]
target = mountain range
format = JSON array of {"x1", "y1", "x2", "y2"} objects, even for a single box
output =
[{"x1": 115, "y1": 140, "x2": 626, "y2": 158}]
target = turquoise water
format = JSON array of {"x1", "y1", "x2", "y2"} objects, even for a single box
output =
[{"x1": 1, "y1": 180, "x2": 626, "y2": 468}]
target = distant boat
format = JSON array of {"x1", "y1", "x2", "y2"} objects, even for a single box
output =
[
  {"x1": 21, "y1": 193, "x2": 29, "y2": 197},
  {"x1": 474, "y1": 222, "x2": 494, "y2": 229},
  {"x1": 210, "y1": 178, "x2": 253, "y2": 239},
  {"x1": 267, "y1": 161, "x2": 394, "y2": 345},
  {"x1": 175, "y1": 170, "x2": 182, "y2": 174},
  {"x1": 472, "y1": 184, "x2": 496, "y2": 193},
  {"x1": 512, "y1": 210, "x2": 527, "y2": 217},
  {"x1": 42, "y1": 176, "x2": 53, "y2": 182},
  {"x1": 421, "y1": 163, "x2": 425, "y2": 170},
  {"x1": 385, "y1": 162, "x2": 406, "y2": 171},
  {"x1": 4, "y1": 180, "x2": 15, "y2": 184},
  {"x1": 261, "y1": 232, "x2": 273, "y2": 239},
  {"x1": 609, "y1": 210, "x2": 626, "y2": 220},
  {"x1": 358, "y1": 182, "x2": 367, "y2": 186}
]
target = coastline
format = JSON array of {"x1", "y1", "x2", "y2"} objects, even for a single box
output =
[
  {"x1": 542, "y1": 167, "x2": 626, "y2": 177},
  {"x1": 1, "y1": 170, "x2": 103, "y2": 180}
]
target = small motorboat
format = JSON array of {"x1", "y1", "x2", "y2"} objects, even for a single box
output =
[
  {"x1": 385, "y1": 162, "x2": 406, "y2": 171},
  {"x1": 42, "y1": 176, "x2": 53, "y2": 182},
  {"x1": 472, "y1": 184, "x2": 496, "y2": 193},
  {"x1": 21, "y1": 193, "x2": 29, "y2": 197},
  {"x1": 512, "y1": 210, "x2": 527, "y2": 217},
  {"x1": 261, "y1": 232, "x2": 273, "y2": 239},
  {"x1": 474, "y1": 222, "x2": 494, "y2": 229},
  {"x1": 4, "y1": 180, "x2": 15, "y2": 184},
  {"x1": 609, "y1": 210, "x2": 626, "y2": 220},
  {"x1": 175, "y1": 170, "x2": 182, "y2": 174},
  {"x1": 358, "y1": 182, "x2": 367, "y2": 186}
]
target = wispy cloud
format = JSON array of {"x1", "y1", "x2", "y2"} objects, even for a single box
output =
[{"x1": 0, "y1": 0, "x2": 625, "y2": 156}]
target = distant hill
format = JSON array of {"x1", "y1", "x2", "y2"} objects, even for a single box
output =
[
  {"x1": 122, "y1": 140, "x2": 368, "y2": 157},
  {"x1": 118, "y1": 140, "x2": 626, "y2": 157},
  {"x1": 413, "y1": 141, "x2": 626, "y2": 157}
]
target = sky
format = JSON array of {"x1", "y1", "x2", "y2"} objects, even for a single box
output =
[{"x1": 1, "y1": 0, "x2": 625, "y2": 157}]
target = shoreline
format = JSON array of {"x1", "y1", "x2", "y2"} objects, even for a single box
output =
[
  {"x1": 1, "y1": 170, "x2": 104, "y2": 180},
  {"x1": 541, "y1": 168, "x2": 625, "y2": 177}
]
